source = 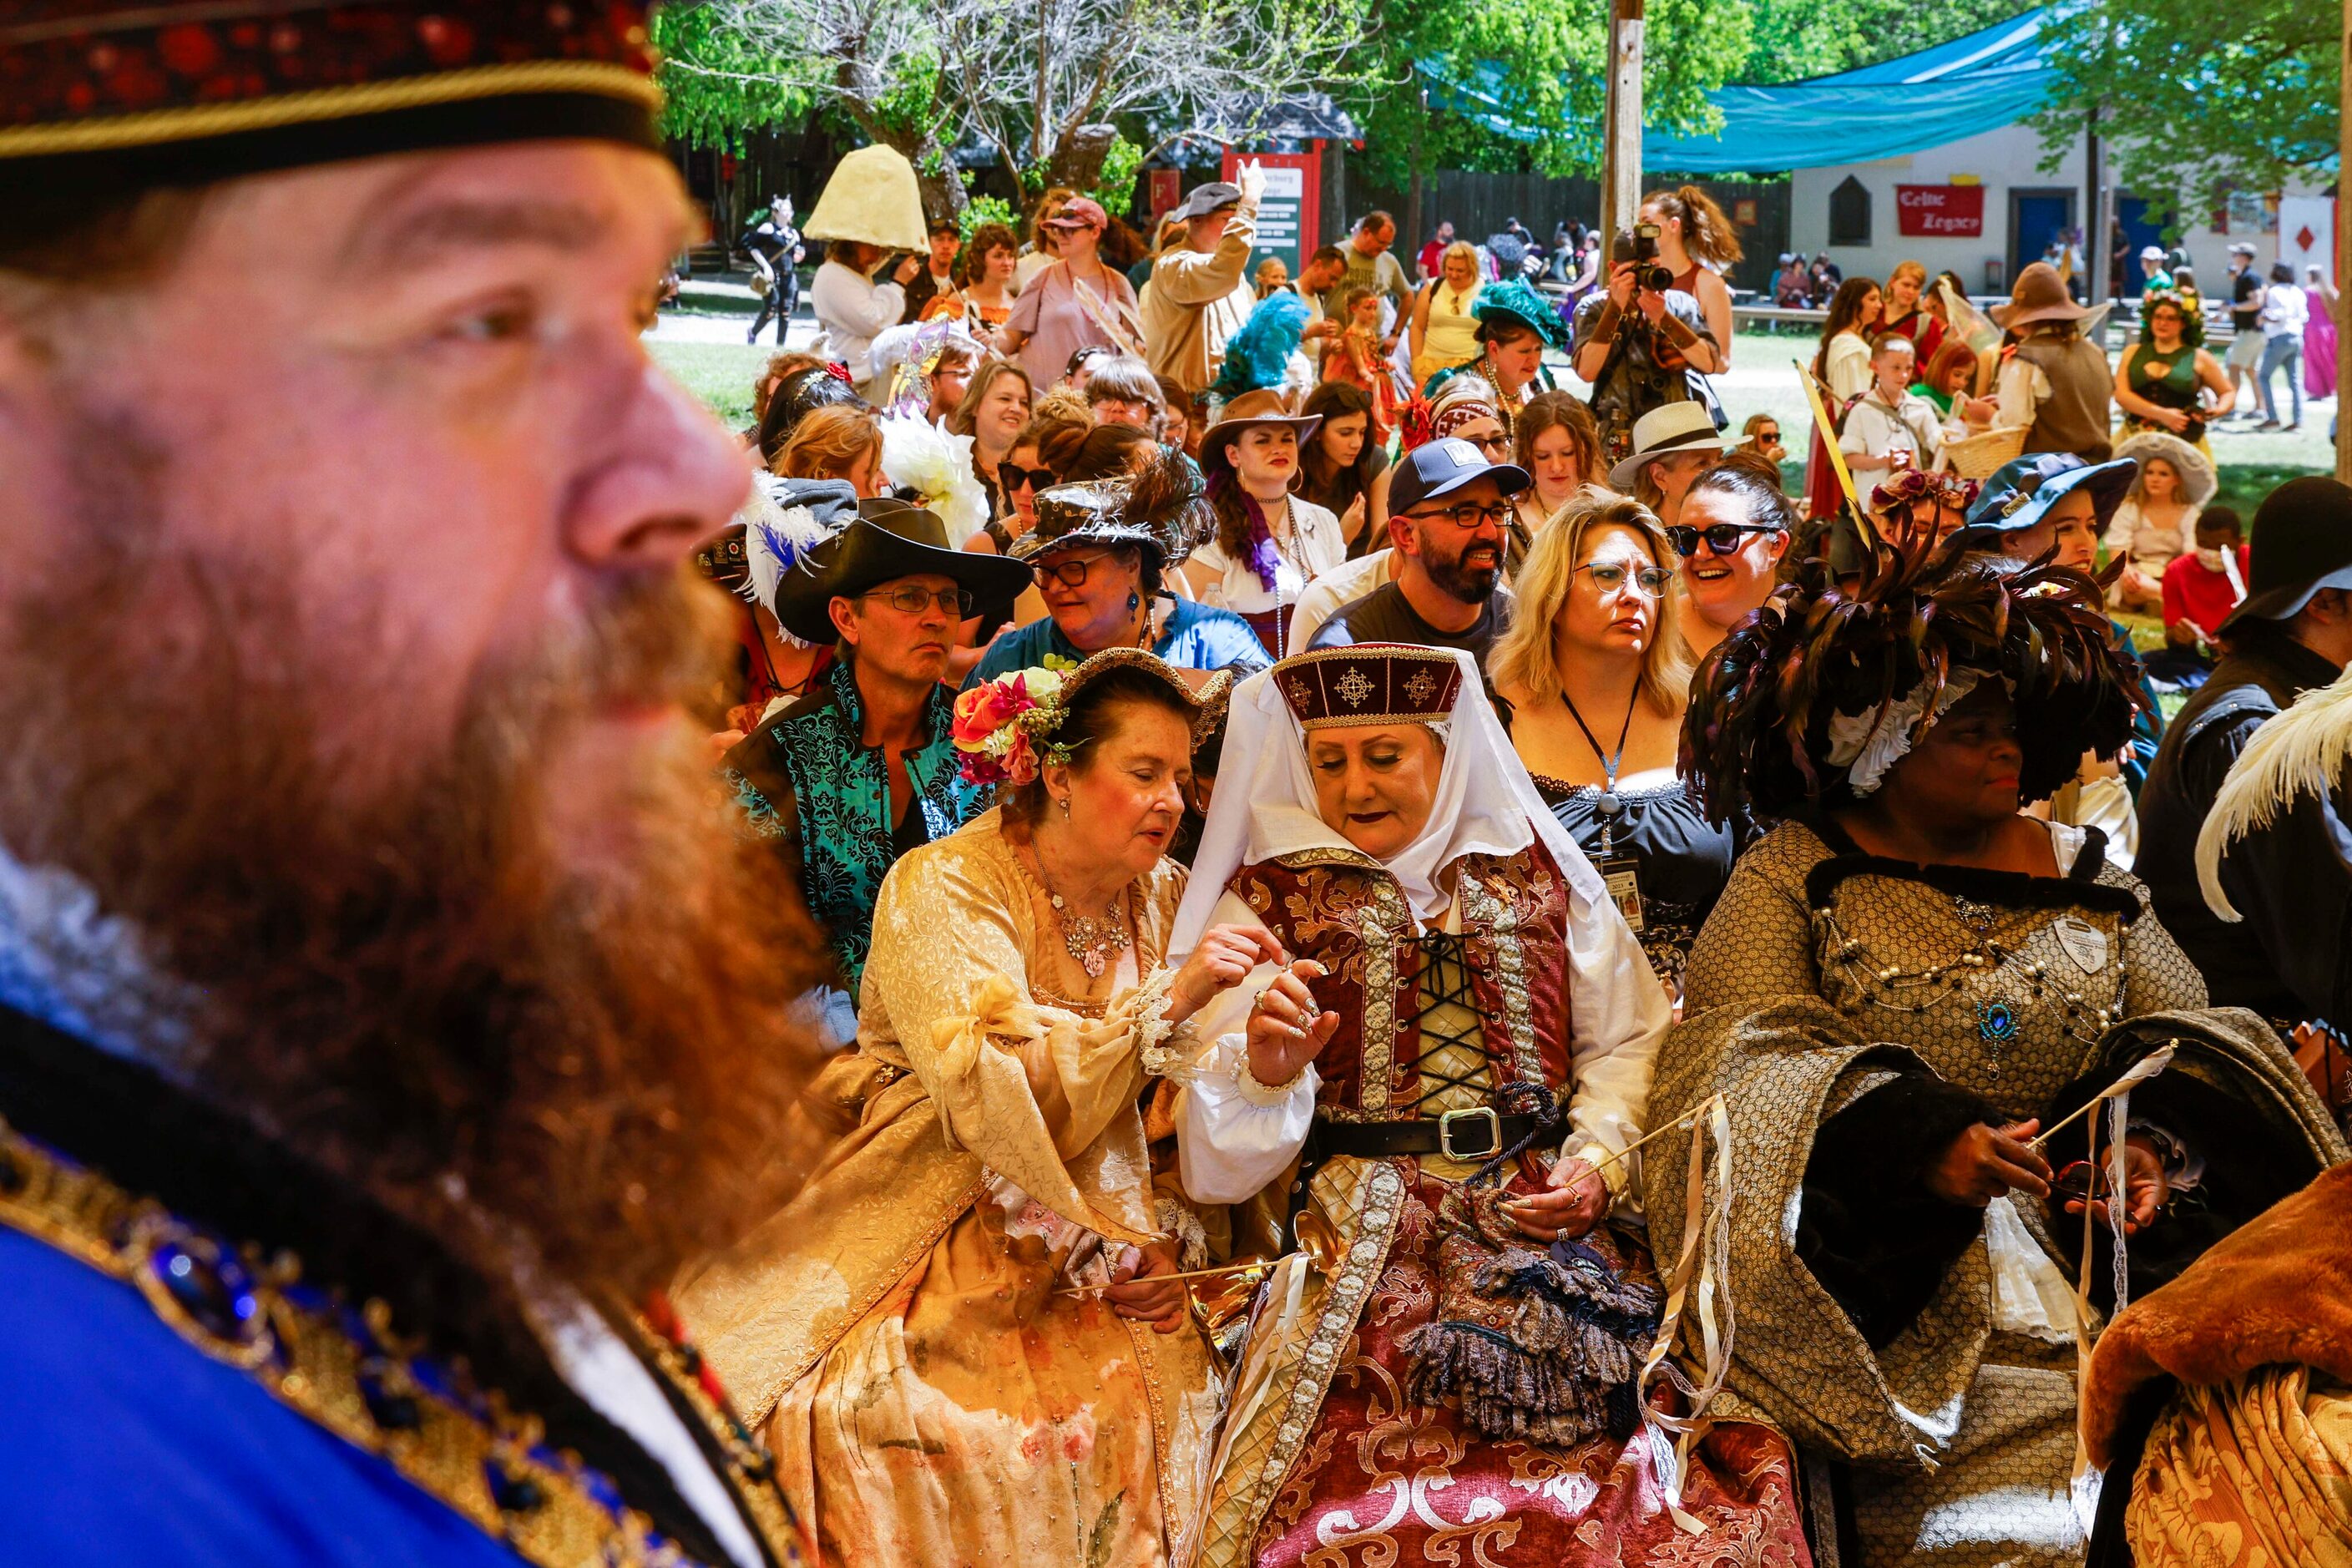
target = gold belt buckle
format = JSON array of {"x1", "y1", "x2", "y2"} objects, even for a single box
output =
[{"x1": 1438, "y1": 1106, "x2": 1501, "y2": 1160}]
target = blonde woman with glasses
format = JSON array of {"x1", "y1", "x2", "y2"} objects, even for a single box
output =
[{"x1": 1490, "y1": 488, "x2": 1733, "y2": 999}]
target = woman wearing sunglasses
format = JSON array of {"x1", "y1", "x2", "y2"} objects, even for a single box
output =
[
  {"x1": 1671, "y1": 458, "x2": 1793, "y2": 663},
  {"x1": 966, "y1": 447, "x2": 1271, "y2": 689},
  {"x1": 1490, "y1": 489, "x2": 1731, "y2": 999}
]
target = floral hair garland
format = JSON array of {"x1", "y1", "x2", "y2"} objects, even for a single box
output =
[{"x1": 951, "y1": 660, "x2": 1080, "y2": 786}]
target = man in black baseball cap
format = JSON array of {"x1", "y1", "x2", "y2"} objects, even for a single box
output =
[
  {"x1": 2140, "y1": 477, "x2": 2352, "y2": 1014},
  {"x1": 1310, "y1": 438, "x2": 1530, "y2": 671}
]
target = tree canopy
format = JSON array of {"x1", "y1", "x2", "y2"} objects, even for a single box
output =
[
  {"x1": 2032, "y1": 0, "x2": 2339, "y2": 223},
  {"x1": 658, "y1": 0, "x2": 1375, "y2": 215}
]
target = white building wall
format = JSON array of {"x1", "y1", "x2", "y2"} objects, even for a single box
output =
[{"x1": 1787, "y1": 121, "x2": 2331, "y2": 296}]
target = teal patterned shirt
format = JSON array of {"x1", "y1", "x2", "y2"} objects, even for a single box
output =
[{"x1": 722, "y1": 661, "x2": 987, "y2": 993}]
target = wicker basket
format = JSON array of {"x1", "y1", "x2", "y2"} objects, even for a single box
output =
[{"x1": 1941, "y1": 424, "x2": 2029, "y2": 480}]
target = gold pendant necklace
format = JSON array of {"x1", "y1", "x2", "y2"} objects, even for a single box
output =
[{"x1": 1028, "y1": 842, "x2": 1130, "y2": 979}]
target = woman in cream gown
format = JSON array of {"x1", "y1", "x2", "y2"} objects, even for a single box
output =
[{"x1": 677, "y1": 648, "x2": 1278, "y2": 1567}]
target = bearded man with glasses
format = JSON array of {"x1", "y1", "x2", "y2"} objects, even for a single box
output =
[
  {"x1": 1311, "y1": 437, "x2": 1528, "y2": 685},
  {"x1": 724, "y1": 499, "x2": 1030, "y2": 1040}
]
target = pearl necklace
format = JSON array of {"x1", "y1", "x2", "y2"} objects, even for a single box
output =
[{"x1": 1810, "y1": 894, "x2": 2127, "y2": 1084}]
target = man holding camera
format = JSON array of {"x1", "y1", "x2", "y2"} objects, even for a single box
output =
[{"x1": 1571, "y1": 226, "x2": 1722, "y2": 468}]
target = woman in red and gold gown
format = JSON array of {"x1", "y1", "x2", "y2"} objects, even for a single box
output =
[{"x1": 1166, "y1": 645, "x2": 1813, "y2": 1567}]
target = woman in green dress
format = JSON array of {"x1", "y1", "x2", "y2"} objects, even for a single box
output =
[{"x1": 2112, "y1": 289, "x2": 2230, "y2": 454}]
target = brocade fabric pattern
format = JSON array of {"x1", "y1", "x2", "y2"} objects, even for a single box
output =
[{"x1": 1645, "y1": 819, "x2": 2211, "y2": 1566}]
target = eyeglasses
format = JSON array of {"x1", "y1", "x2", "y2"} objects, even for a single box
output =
[
  {"x1": 1000, "y1": 463, "x2": 1052, "y2": 493},
  {"x1": 1464, "y1": 432, "x2": 1512, "y2": 456},
  {"x1": 1578, "y1": 562, "x2": 1676, "y2": 598},
  {"x1": 1034, "y1": 554, "x2": 1116, "y2": 588},
  {"x1": 858, "y1": 585, "x2": 974, "y2": 617},
  {"x1": 1664, "y1": 522, "x2": 1783, "y2": 557},
  {"x1": 1752, "y1": 428, "x2": 1781, "y2": 444},
  {"x1": 1405, "y1": 501, "x2": 1512, "y2": 529}
]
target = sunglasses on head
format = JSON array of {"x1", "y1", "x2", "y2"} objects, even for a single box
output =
[
  {"x1": 1665, "y1": 522, "x2": 1781, "y2": 556},
  {"x1": 1000, "y1": 463, "x2": 1052, "y2": 492}
]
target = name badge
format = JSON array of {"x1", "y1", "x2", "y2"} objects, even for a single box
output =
[
  {"x1": 1601, "y1": 857, "x2": 1645, "y2": 933},
  {"x1": 2052, "y1": 914, "x2": 2107, "y2": 974}
]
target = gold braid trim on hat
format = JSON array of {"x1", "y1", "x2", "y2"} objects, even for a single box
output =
[{"x1": 0, "y1": 59, "x2": 659, "y2": 159}]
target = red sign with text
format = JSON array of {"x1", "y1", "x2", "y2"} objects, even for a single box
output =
[{"x1": 1897, "y1": 185, "x2": 1985, "y2": 237}]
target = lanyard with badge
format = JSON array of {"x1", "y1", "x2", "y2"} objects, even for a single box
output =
[{"x1": 1560, "y1": 687, "x2": 1646, "y2": 931}]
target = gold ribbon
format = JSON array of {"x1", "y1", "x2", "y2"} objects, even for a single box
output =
[{"x1": 1638, "y1": 1092, "x2": 1735, "y2": 1534}]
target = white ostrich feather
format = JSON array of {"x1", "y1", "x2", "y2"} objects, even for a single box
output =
[
  {"x1": 878, "y1": 413, "x2": 986, "y2": 541},
  {"x1": 2196, "y1": 665, "x2": 2352, "y2": 919}
]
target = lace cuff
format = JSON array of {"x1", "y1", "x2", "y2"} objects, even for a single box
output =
[
  {"x1": 1235, "y1": 1044, "x2": 1309, "y2": 1107},
  {"x1": 1131, "y1": 967, "x2": 1202, "y2": 1085},
  {"x1": 1155, "y1": 1195, "x2": 1211, "y2": 1271}
]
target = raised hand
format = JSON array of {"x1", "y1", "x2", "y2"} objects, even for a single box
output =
[
  {"x1": 1168, "y1": 923, "x2": 1287, "y2": 1024},
  {"x1": 1245, "y1": 960, "x2": 1338, "y2": 1087}
]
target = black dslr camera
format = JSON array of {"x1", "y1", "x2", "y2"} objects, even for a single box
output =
[{"x1": 1629, "y1": 222, "x2": 1675, "y2": 293}]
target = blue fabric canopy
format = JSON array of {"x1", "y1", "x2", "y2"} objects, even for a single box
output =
[
  {"x1": 1645, "y1": 8, "x2": 2056, "y2": 173},
  {"x1": 1424, "y1": 8, "x2": 2060, "y2": 175}
]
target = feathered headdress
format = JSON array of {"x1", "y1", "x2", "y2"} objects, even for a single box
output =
[
  {"x1": 739, "y1": 476, "x2": 860, "y2": 647},
  {"x1": 1680, "y1": 546, "x2": 2143, "y2": 824},
  {"x1": 1210, "y1": 291, "x2": 1313, "y2": 401},
  {"x1": 878, "y1": 412, "x2": 988, "y2": 541}
]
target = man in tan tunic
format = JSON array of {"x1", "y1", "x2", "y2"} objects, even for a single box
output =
[{"x1": 1143, "y1": 162, "x2": 1267, "y2": 398}]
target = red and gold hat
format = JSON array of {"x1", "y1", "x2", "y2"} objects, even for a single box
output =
[
  {"x1": 3, "y1": 3, "x2": 660, "y2": 197},
  {"x1": 1274, "y1": 645, "x2": 1462, "y2": 731}
]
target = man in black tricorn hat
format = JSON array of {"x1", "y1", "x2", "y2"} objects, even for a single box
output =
[
  {"x1": 721, "y1": 498, "x2": 1027, "y2": 1040},
  {"x1": 2140, "y1": 477, "x2": 2352, "y2": 1019},
  {"x1": 0, "y1": 7, "x2": 815, "y2": 1564}
]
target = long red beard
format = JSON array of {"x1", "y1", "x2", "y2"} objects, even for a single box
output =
[{"x1": 0, "y1": 412, "x2": 823, "y2": 1299}]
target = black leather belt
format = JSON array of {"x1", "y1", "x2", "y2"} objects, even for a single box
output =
[{"x1": 1307, "y1": 1106, "x2": 1543, "y2": 1163}]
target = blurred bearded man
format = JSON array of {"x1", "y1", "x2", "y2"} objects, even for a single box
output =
[{"x1": 0, "y1": 8, "x2": 822, "y2": 1565}]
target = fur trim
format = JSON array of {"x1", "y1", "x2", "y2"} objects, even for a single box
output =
[
  {"x1": 2081, "y1": 1161, "x2": 2352, "y2": 1467},
  {"x1": 2197, "y1": 663, "x2": 2352, "y2": 919}
]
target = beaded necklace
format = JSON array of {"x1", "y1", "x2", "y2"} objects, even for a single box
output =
[{"x1": 1811, "y1": 891, "x2": 2127, "y2": 1085}]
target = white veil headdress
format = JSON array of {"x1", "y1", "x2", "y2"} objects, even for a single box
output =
[{"x1": 1171, "y1": 647, "x2": 1607, "y2": 948}]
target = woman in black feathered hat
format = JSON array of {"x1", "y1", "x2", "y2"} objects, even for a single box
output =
[{"x1": 1645, "y1": 543, "x2": 2334, "y2": 1568}]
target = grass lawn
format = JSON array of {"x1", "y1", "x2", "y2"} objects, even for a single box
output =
[{"x1": 655, "y1": 340, "x2": 772, "y2": 429}]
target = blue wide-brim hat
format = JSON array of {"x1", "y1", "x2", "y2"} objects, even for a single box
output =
[
  {"x1": 1956, "y1": 453, "x2": 2138, "y2": 544},
  {"x1": 1471, "y1": 277, "x2": 1573, "y2": 352}
]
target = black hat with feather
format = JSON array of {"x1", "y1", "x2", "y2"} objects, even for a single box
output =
[
  {"x1": 1681, "y1": 545, "x2": 2144, "y2": 824},
  {"x1": 1011, "y1": 445, "x2": 1215, "y2": 584}
]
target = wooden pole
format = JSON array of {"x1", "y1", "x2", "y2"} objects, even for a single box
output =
[
  {"x1": 2339, "y1": 0, "x2": 2350, "y2": 482},
  {"x1": 1599, "y1": 0, "x2": 1646, "y2": 245}
]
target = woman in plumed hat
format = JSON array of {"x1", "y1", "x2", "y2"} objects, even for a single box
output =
[
  {"x1": 1181, "y1": 389, "x2": 1348, "y2": 660},
  {"x1": 966, "y1": 445, "x2": 1272, "y2": 685},
  {"x1": 1165, "y1": 645, "x2": 1810, "y2": 1566},
  {"x1": 1645, "y1": 544, "x2": 2331, "y2": 1565},
  {"x1": 1423, "y1": 276, "x2": 1571, "y2": 436}
]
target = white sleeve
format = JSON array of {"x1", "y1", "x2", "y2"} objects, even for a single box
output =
[
  {"x1": 1558, "y1": 882, "x2": 1672, "y2": 1208},
  {"x1": 2104, "y1": 499, "x2": 2140, "y2": 559},
  {"x1": 1171, "y1": 892, "x2": 1321, "y2": 1203},
  {"x1": 1995, "y1": 357, "x2": 2043, "y2": 427},
  {"x1": 1176, "y1": 1031, "x2": 1321, "y2": 1203}
]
